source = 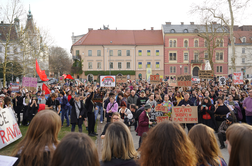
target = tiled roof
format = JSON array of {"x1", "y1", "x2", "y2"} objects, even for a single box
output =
[
  {"x1": 0, "y1": 24, "x2": 18, "y2": 41},
  {"x1": 233, "y1": 31, "x2": 252, "y2": 44},
  {"x1": 162, "y1": 24, "x2": 229, "y2": 34},
  {"x1": 72, "y1": 30, "x2": 163, "y2": 46}
]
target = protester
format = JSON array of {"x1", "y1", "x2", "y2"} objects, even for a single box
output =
[
  {"x1": 59, "y1": 91, "x2": 70, "y2": 127},
  {"x1": 101, "y1": 112, "x2": 121, "y2": 139},
  {"x1": 189, "y1": 124, "x2": 227, "y2": 166},
  {"x1": 94, "y1": 90, "x2": 104, "y2": 123},
  {"x1": 139, "y1": 121, "x2": 197, "y2": 166},
  {"x1": 101, "y1": 122, "x2": 138, "y2": 166},
  {"x1": 127, "y1": 90, "x2": 138, "y2": 108},
  {"x1": 119, "y1": 101, "x2": 133, "y2": 128},
  {"x1": 28, "y1": 96, "x2": 39, "y2": 122},
  {"x1": 214, "y1": 96, "x2": 230, "y2": 128},
  {"x1": 12, "y1": 92, "x2": 23, "y2": 125},
  {"x1": 136, "y1": 90, "x2": 148, "y2": 109},
  {"x1": 106, "y1": 96, "x2": 118, "y2": 123},
  {"x1": 199, "y1": 97, "x2": 216, "y2": 130},
  {"x1": 226, "y1": 123, "x2": 252, "y2": 166},
  {"x1": 12, "y1": 110, "x2": 61, "y2": 166},
  {"x1": 217, "y1": 116, "x2": 233, "y2": 149},
  {"x1": 243, "y1": 89, "x2": 252, "y2": 125},
  {"x1": 49, "y1": 133, "x2": 100, "y2": 166},
  {"x1": 45, "y1": 93, "x2": 60, "y2": 115}
]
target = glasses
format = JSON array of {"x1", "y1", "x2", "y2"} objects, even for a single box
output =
[{"x1": 113, "y1": 118, "x2": 120, "y2": 120}]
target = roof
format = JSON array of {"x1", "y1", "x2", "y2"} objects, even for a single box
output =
[
  {"x1": 162, "y1": 24, "x2": 229, "y2": 34},
  {"x1": 72, "y1": 30, "x2": 163, "y2": 46},
  {"x1": 233, "y1": 31, "x2": 252, "y2": 44},
  {"x1": 0, "y1": 23, "x2": 18, "y2": 41}
]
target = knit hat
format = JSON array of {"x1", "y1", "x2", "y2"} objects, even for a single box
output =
[{"x1": 144, "y1": 103, "x2": 151, "y2": 110}]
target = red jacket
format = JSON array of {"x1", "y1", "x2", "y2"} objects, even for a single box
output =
[{"x1": 136, "y1": 111, "x2": 150, "y2": 136}]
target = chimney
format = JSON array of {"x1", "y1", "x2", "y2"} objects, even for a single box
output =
[
  {"x1": 212, "y1": 22, "x2": 217, "y2": 24},
  {"x1": 190, "y1": 22, "x2": 194, "y2": 25},
  {"x1": 151, "y1": 27, "x2": 154, "y2": 30},
  {"x1": 181, "y1": 22, "x2": 184, "y2": 25},
  {"x1": 143, "y1": 29, "x2": 146, "y2": 30},
  {"x1": 88, "y1": 28, "x2": 93, "y2": 32},
  {"x1": 166, "y1": 22, "x2": 171, "y2": 25}
]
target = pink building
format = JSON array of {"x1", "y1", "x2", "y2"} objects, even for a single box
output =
[{"x1": 162, "y1": 22, "x2": 229, "y2": 78}]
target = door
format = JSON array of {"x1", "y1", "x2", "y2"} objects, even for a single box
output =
[{"x1": 193, "y1": 67, "x2": 199, "y2": 76}]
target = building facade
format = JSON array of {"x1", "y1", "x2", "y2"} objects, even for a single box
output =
[
  {"x1": 228, "y1": 26, "x2": 252, "y2": 78},
  {"x1": 71, "y1": 28, "x2": 164, "y2": 81},
  {"x1": 162, "y1": 22, "x2": 229, "y2": 78}
]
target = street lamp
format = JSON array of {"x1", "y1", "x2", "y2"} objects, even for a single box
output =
[{"x1": 180, "y1": 65, "x2": 182, "y2": 75}]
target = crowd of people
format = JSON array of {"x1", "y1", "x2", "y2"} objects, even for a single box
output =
[{"x1": 0, "y1": 78, "x2": 252, "y2": 166}]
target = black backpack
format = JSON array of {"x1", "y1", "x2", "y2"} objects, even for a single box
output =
[{"x1": 135, "y1": 106, "x2": 144, "y2": 120}]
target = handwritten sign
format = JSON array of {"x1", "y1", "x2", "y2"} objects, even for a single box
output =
[
  {"x1": 191, "y1": 77, "x2": 200, "y2": 84},
  {"x1": 199, "y1": 70, "x2": 214, "y2": 79},
  {"x1": 92, "y1": 98, "x2": 103, "y2": 103},
  {"x1": 0, "y1": 108, "x2": 22, "y2": 149},
  {"x1": 156, "y1": 116, "x2": 169, "y2": 123},
  {"x1": 168, "y1": 79, "x2": 177, "y2": 86},
  {"x1": 59, "y1": 76, "x2": 64, "y2": 84},
  {"x1": 233, "y1": 72, "x2": 243, "y2": 85},
  {"x1": 172, "y1": 106, "x2": 198, "y2": 123},
  {"x1": 22, "y1": 77, "x2": 37, "y2": 91},
  {"x1": 11, "y1": 84, "x2": 19, "y2": 93},
  {"x1": 116, "y1": 76, "x2": 127, "y2": 84},
  {"x1": 150, "y1": 75, "x2": 160, "y2": 84},
  {"x1": 155, "y1": 105, "x2": 168, "y2": 113},
  {"x1": 177, "y1": 75, "x2": 192, "y2": 87}
]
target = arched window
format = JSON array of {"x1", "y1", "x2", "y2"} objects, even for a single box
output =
[
  {"x1": 183, "y1": 29, "x2": 188, "y2": 33},
  {"x1": 216, "y1": 40, "x2": 220, "y2": 47},
  {"x1": 173, "y1": 40, "x2": 176, "y2": 47},
  {"x1": 169, "y1": 40, "x2": 173, "y2": 47},
  {"x1": 184, "y1": 40, "x2": 188, "y2": 47},
  {"x1": 194, "y1": 40, "x2": 198, "y2": 47},
  {"x1": 194, "y1": 29, "x2": 198, "y2": 33},
  {"x1": 170, "y1": 29, "x2": 175, "y2": 33},
  {"x1": 220, "y1": 40, "x2": 223, "y2": 47}
]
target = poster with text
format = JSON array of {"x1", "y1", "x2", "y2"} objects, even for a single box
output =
[
  {"x1": 177, "y1": 75, "x2": 192, "y2": 87},
  {"x1": 0, "y1": 108, "x2": 22, "y2": 149},
  {"x1": 172, "y1": 106, "x2": 198, "y2": 123},
  {"x1": 233, "y1": 72, "x2": 243, "y2": 85},
  {"x1": 100, "y1": 75, "x2": 116, "y2": 87},
  {"x1": 22, "y1": 77, "x2": 37, "y2": 91}
]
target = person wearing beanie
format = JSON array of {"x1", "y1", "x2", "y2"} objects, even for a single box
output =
[{"x1": 217, "y1": 116, "x2": 233, "y2": 149}]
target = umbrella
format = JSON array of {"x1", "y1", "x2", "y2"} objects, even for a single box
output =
[{"x1": 66, "y1": 74, "x2": 74, "y2": 80}]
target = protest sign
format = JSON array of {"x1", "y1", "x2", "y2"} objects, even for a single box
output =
[
  {"x1": 150, "y1": 75, "x2": 160, "y2": 84},
  {"x1": 177, "y1": 75, "x2": 192, "y2": 87},
  {"x1": 0, "y1": 108, "x2": 22, "y2": 149},
  {"x1": 155, "y1": 105, "x2": 168, "y2": 113},
  {"x1": 233, "y1": 72, "x2": 243, "y2": 85},
  {"x1": 156, "y1": 116, "x2": 169, "y2": 123},
  {"x1": 191, "y1": 77, "x2": 200, "y2": 84},
  {"x1": 219, "y1": 77, "x2": 226, "y2": 86},
  {"x1": 116, "y1": 76, "x2": 127, "y2": 84},
  {"x1": 59, "y1": 76, "x2": 64, "y2": 84},
  {"x1": 22, "y1": 77, "x2": 37, "y2": 91},
  {"x1": 172, "y1": 106, "x2": 198, "y2": 123},
  {"x1": 198, "y1": 70, "x2": 214, "y2": 79},
  {"x1": 168, "y1": 78, "x2": 177, "y2": 86},
  {"x1": 100, "y1": 75, "x2": 116, "y2": 87},
  {"x1": 11, "y1": 83, "x2": 19, "y2": 92},
  {"x1": 0, "y1": 155, "x2": 18, "y2": 166}
]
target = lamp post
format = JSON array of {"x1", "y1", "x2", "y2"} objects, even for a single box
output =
[{"x1": 180, "y1": 65, "x2": 182, "y2": 75}]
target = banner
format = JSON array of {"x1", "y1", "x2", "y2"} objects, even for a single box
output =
[
  {"x1": 116, "y1": 76, "x2": 127, "y2": 84},
  {"x1": 198, "y1": 70, "x2": 214, "y2": 79},
  {"x1": 168, "y1": 78, "x2": 177, "y2": 86},
  {"x1": 233, "y1": 72, "x2": 243, "y2": 85},
  {"x1": 156, "y1": 116, "x2": 169, "y2": 123},
  {"x1": 150, "y1": 75, "x2": 160, "y2": 84},
  {"x1": 22, "y1": 77, "x2": 37, "y2": 91},
  {"x1": 0, "y1": 108, "x2": 22, "y2": 149},
  {"x1": 219, "y1": 77, "x2": 226, "y2": 86},
  {"x1": 155, "y1": 105, "x2": 168, "y2": 113},
  {"x1": 11, "y1": 83, "x2": 19, "y2": 93},
  {"x1": 177, "y1": 75, "x2": 192, "y2": 87},
  {"x1": 172, "y1": 106, "x2": 198, "y2": 123},
  {"x1": 100, "y1": 75, "x2": 116, "y2": 87},
  {"x1": 191, "y1": 77, "x2": 200, "y2": 84}
]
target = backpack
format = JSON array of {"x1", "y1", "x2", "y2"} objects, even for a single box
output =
[{"x1": 135, "y1": 107, "x2": 144, "y2": 120}]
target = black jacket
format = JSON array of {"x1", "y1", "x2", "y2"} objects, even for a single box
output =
[
  {"x1": 178, "y1": 99, "x2": 194, "y2": 106},
  {"x1": 70, "y1": 98, "x2": 85, "y2": 124},
  {"x1": 85, "y1": 92, "x2": 94, "y2": 113},
  {"x1": 12, "y1": 96, "x2": 23, "y2": 113},
  {"x1": 100, "y1": 159, "x2": 138, "y2": 166}
]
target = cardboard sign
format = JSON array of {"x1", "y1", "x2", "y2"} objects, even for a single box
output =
[
  {"x1": 219, "y1": 77, "x2": 226, "y2": 86},
  {"x1": 22, "y1": 77, "x2": 37, "y2": 91},
  {"x1": 199, "y1": 70, "x2": 214, "y2": 79},
  {"x1": 233, "y1": 72, "x2": 243, "y2": 85},
  {"x1": 116, "y1": 76, "x2": 127, "y2": 84},
  {"x1": 168, "y1": 79, "x2": 177, "y2": 86},
  {"x1": 150, "y1": 75, "x2": 160, "y2": 84},
  {"x1": 155, "y1": 105, "x2": 168, "y2": 113},
  {"x1": 172, "y1": 106, "x2": 198, "y2": 123},
  {"x1": 92, "y1": 98, "x2": 103, "y2": 103},
  {"x1": 11, "y1": 84, "x2": 19, "y2": 93},
  {"x1": 100, "y1": 75, "x2": 116, "y2": 87},
  {"x1": 59, "y1": 76, "x2": 64, "y2": 84},
  {"x1": 191, "y1": 77, "x2": 200, "y2": 84},
  {"x1": 156, "y1": 116, "x2": 169, "y2": 123},
  {"x1": 0, "y1": 108, "x2": 22, "y2": 149},
  {"x1": 177, "y1": 75, "x2": 192, "y2": 87}
]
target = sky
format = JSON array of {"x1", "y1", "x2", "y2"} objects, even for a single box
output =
[{"x1": 1, "y1": 0, "x2": 252, "y2": 56}]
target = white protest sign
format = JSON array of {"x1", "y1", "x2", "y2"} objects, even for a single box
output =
[
  {"x1": 219, "y1": 77, "x2": 226, "y2": 86},
  {"x1": 233, "y1": 72, "x2": 243, "y2": 85},
  {"x1": 0, "y1": 108, "x2": 22, "y2": 149},
  {"x1": 0, "y1": 155, "x2": 18, "y2": 166}
]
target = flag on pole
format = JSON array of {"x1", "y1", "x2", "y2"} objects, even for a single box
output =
[
  {"x1": 42, "y1": 83, "x2": 51, "y2": 94},
  {"x1": 36, "y1": 60, "x2": 49, "y2": 81}
]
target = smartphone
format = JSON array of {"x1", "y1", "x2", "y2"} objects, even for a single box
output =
[{"x1": 202, "y1": 105, "x2": 206, "y2": 107}]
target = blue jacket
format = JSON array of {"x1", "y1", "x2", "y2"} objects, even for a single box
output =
[{"x1": 61, "y1": 96, "x2": 68, "y2": 109}]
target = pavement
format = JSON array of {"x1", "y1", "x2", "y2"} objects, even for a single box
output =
[{"x1": 96, "y1": 118, "x2": 230, "y2": 164}]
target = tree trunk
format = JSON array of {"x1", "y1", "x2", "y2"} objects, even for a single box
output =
[{"x1": 228, "y1": 0, "x2": 236, "y2": 72}]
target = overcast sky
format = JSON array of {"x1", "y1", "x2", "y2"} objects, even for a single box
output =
[{"x1": 1, "y1": 0, "x2": 252, "y2": 55}]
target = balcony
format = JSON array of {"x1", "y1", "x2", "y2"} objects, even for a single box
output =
[
  {"x1": 72, "y1": 55, "x2": 81, "y2": 61},
  {"x1": 191, "y1": 60, "x2": 204, "y2": 64}
]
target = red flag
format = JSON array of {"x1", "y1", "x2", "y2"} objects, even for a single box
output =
[
  {"x1": 42, "y1": 83, "x2": 51, "y2": 94},
  {"x1": 62, "y1": 74, "x2": 67, "y2": 79},
  {"x1": 38, "y1": 104, "x2": 45, "y2": 112},
  {"x1": 36, "y1": 60, "x2": 49, "y2": 81},
  {"x1": 66, "y1": 74, "x2": 74, "y2": 80}
]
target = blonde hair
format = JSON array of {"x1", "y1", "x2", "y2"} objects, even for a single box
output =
[{"x1": 102, "y1": 122, "x2": 137, "y2": 161}]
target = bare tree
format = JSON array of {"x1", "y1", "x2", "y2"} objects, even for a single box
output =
[
  {"x1": 49, "y1": 46, "x2": 72, "y2": 77},
  {"x1": 190, "y1": 0, "x2": 251, "y2": 72}
]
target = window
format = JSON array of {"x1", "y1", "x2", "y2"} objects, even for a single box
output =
[
  {"x1": 217, "y1": 66, "x2": 223, "y2": 73},
  {"x1": 242, "y1": 48, "x2": 245, "y2": 54},
  {"x1": 138, "y1": 50, "x2": 142, "y2": 56},
  {"x1": 184, "y1": 52, "x2": 188, "y2": 61},
  {"x1": 220, "y1": 52, "x2": 223, "y2": 60},
  {"x1": 88, "y1": 50, "x2": 92, "y2": 56},
  {"x1": 184, "y1": 66, "x2": 188, "y2": 73},
  {"x1": 184, "y1": 40, "x2": 188, "y2": 47},
  {"x1": 216, "y1": 40, "x2": 220, "y2": 47},
  {"x1": 118, "y1": 50, "x2": 121, "y2": 56},
  {"x1": 97, "y1": 50, "x2": 101, "y2": 56},
  {"x1": 204, "y1": 40, "x2": 208, "y2": 47},
  {"x1": 170, "y1": 66, "x2": 176, "y2": 73},
  {"x1": 205, "y1": 52, "x2": 208, "y2": 59},
  {"x1": 194, "y1": 52, "x2": 199, "y2": 61},
  {"x1": 126, "y1": 62, "x2": 130, "y2": 69},
  {"x1": 220, "y1": 40, "x2": 224, "y2": 47},
  {"x1": 216, "y1": 52, "x2": 223, "y2": 60},
  {"x1": 169, "y1": 40, "x2": 173, "y2": 47},
  {"x1": 147, "y1": 50, "x2": 151, "y2": 56},
  {"x1": 242, "y1": 58, "x2": 245, "y2": 63},
  {"x1": 183, "y1": 29, "x2": 188, "y2": 33},
  {"x1": 88, "y1": 62, "x2": 92, "y2": 69},
  {"x1": 156, "y1": 62, "x2": 160, "y2": 68},
  {"x1": 194, "y1": 40, "x2": 199, "y2": 47},
  {"x1": 242, "y1": 37, "x2": 246, "y2": 43},
  {"x1": 109, "y1": 62, "x2": 113, "y2": 69},
  {"x1": 138, "y1": 62, "x2": 142, "y2": 69},
  {"x1": 97, "y1": 62, "x2": 101, "y2": 69},
  {"x1": 109, "y1": 50, "x2": 113, "y2": 56},
  {"x1": 194, "y1": 29, "x2": 199, "y2": 33},
  {"x1": 169, "y1": 53, "x2": 177, "y2": 61},
  {"x1": 233, "y1": 37, "x2": 236, "y2": 43},
  {"x1": 147, "y1": 62, "x2": 151, "y2": 68},
  {"x1": 171, "y1": 29, "x2": 175, "y2": 33},
  {"x1": 126, "y1": 50, "x2": 130, "y2": 56},
  {"x1": 156, "y1": 50, "x2": 159, "y2": 56},
  {"x1": 173, "y1": 40, "x2": 176, "y2": 47},
  {"x1": 118, "y1": 62, "x2": 122, "y2": 69},
  {"x1": 76, "y1": 50, "x2": 79, "y2": 56}
]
